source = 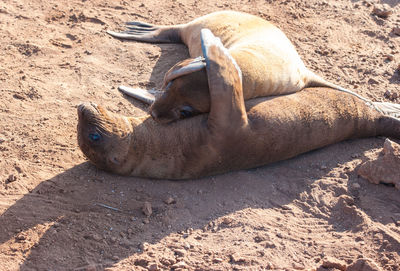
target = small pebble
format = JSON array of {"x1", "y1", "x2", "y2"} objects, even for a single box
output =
[
  {"x1": 91, "y1": 233, "x2": 102, "y2": 241},
  {"x1": 139, "y1": 242, "x2": 149, "y2": 251},
  {"x1": 385, "y1": 90, "x2": 392, "y2": 98},
  {"x1": 160, "y1": 258, "x2": 175, "y2": 266},
  {"x1": 171, "y1": 261, "x2": 187, "y2": 269},
  {"x1": 265, "y1": 241, "x2": 276, "y2": 248},
  {"x1": 134, "y1": 258, "x2": 149, "y2": 267},
  {"x1": 386, "y1": 54, "x2": 394, "y2": 61},
  {"x1": 372, "y1": 4, "x2": 392, "y2": 18},
  {"x1": 347, "y1": 258, "x2": 381, "y2": 271},
  {"x1": 393, "y1": 27, "x2": 400, "y2": 36},
  {"x1": 368, "y1": 78, "x2": 379, "y2": 85},
  {"x1": 142, "y1": 201, "x2": 152, "y2": 217},
  {"x1": 352, "y1": 183, "x2": 361, "y2": 189},
  {"x1": 222, "y1": 217, "x2": 233, "y2": 225},
  {"x1": 164, "y1": 196, "x2": 176, "y2": 205},
  {"x1": 16, "y1": 233, "x2": 26, "y2": 241},
  {"x1": 254, "y1": 235, "x2": 266, "y2": 243},
  {"x1": 213, "y1": 257, "x2": 223, "y2": 263},
  {"x1": 292, "y1": 262, "x2": 305, "y2": 270},
  {"x1": 174, "y1": 249, "x2": 186, "y2": 257},
  {"x1": 147, "y1": 263, "x2": 158, "y2": 271},
  {"x1": 230, "y1": 253, "x2": 247, "y2": 263},
  {"x1": 322, "y1": 256, "x2": 347, "y2": 271},
  {"x1": 6, "y1": 174, "x2": 17, "y2": 183}
]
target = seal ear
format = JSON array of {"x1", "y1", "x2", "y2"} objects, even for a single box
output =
[{"x1": 162, "y1": 57, "x2": 206, "y2": 88}]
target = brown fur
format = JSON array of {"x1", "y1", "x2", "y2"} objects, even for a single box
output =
[{"x1": 77, "y1": 40, "x2": 400, "y2": 179}]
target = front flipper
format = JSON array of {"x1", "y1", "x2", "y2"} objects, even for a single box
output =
[
  {"x1": 201, "y1": 29, "x2": 248, "y2": 132},
  {"x1": 118, "y1": 86, "x2": 160, "y2": 105},
  {"x1": 107, "y1": 21, "x2": 182, "y2": 43}
]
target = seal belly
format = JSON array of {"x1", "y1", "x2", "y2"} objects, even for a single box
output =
[{"x1": 230, "y1": 35, "x2": 307, "y2": 97}]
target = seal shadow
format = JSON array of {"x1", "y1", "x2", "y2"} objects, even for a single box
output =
[{"x1": 1, "y1": 138, "x2": 399, "y2": 269}]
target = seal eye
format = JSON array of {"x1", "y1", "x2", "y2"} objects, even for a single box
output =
[
  {"x1": 180, "y1": 110, "x2": 192, "y2": 119},
  {"x1": 179, "y1": 105, "x2": 194, "y2": 119},
  {"x1": 89, "y1": 133, "x2": 101, "y2": 142}
]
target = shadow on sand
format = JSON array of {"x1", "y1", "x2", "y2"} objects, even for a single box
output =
[{"x1": 1, "y1": 137, "x2": 399, "y2": 269}]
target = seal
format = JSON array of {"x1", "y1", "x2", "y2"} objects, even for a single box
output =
[
  {"x1": 108, "y1": 11, "x2": 363, "y2": 123},
  {"x1": 77, "y1": 31, "x2": 400, "y2": 179}
]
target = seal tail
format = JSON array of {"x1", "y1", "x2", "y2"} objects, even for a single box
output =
[
  {"x1": 107, "y1": 22, "x2": 183, "y2": 43},
  {"x1": 305, "y1": 71, "x2": 373, "y2": 104},
  {"x1": 304, "y1": 71, "x2": 397, "y2": 115},
  {"x1": 376, "y1": 115, "x2": 400, "y2": 139},
  {"x1": 374, "y1": 101, "x2": 400, "y2": 139},
  {"x1": 306, "y1": 70, "x2": 400, "y2": 122}
]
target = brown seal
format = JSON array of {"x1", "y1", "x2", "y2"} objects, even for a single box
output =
[
  {"x1": 77, "y1": 33, "x2": 400, "y2": 179},
  {"x1": 108, "y1": 11, "x2": 359, "y2": 123}
]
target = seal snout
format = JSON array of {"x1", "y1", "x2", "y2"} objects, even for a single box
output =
[
  {"x1": 149, "y1": 108, "x2": 158, "y2": 120},
  {"x1": 77, "y1": 102, "x2": 99, "y2": 118}
]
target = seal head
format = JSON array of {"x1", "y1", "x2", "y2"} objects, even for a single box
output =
[
  {"x1": 149, "y1": 57, "x2": 209, "y2": 124},
  {"x1": 77, "y1": 102, "x2": 133, "y2": 174}
]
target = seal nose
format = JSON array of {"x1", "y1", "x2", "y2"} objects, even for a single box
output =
[
  {"x1": 77, "y1": 103, "x2": 87, "y2": 117},
  {"x1": 150, "y1": 109, "x2": 158, "y2": 120},
  {"x1": 77, "y1": 102, "x2": 100, "y2": 118}
]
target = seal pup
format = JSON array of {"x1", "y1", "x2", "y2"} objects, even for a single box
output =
[
  {"x1": 108, "y1": 11, "x2": 364, "y2": 123},
  {"x1": 77, "y1": 30, "x2": 400, "y2": 179}
]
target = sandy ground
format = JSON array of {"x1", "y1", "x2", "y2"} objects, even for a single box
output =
[{"x1": 0, "y1": 0, "x2": 400, "y2": 270}]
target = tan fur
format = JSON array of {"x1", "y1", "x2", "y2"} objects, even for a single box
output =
[
  {"x1": 109, "y1": 11, "x2": 335, "y2": 123},
  {"x1": 77, "y1": 40, "x2": 400, "y2": 179},
  {"x1": 178, "y1": 11, "x2": 307, "y2": 98}
]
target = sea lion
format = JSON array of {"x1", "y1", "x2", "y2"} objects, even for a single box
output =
[
  {"x1": 108, "y1": 10, "x2": 364, "y2": 123},
  {"x1": 77, "y1": 30, "x2": 400, "y2": 179}
]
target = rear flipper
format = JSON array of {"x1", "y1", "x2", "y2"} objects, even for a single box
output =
[
  {"x1": 373, "y1": 102, "x2": 400, "y2": 119},
  {"x1": 375, "y1": 101, "x2": 400, "y2": 139},
  {"x1": 107, "y1": 21, "x2": 182, "y2": 43}
]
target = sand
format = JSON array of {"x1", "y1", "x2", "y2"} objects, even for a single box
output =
[{"x1": 0, "y1": 0, "x2": 399, "y2": 270}]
